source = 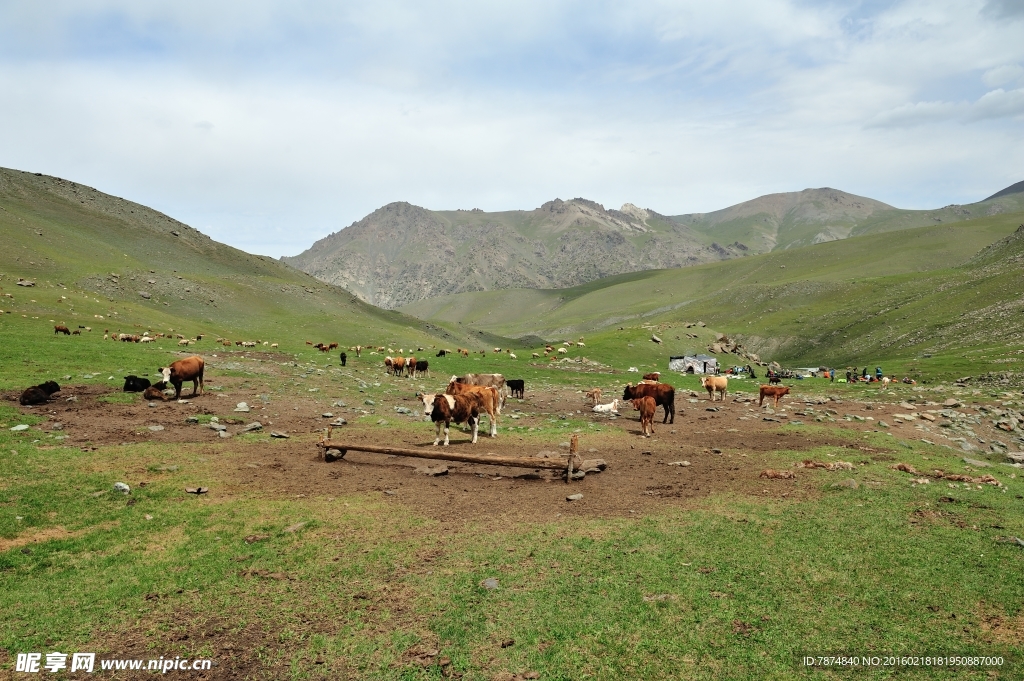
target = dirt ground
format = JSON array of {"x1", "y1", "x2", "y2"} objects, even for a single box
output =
[{"x1": 6, "y1": 372, "x2": 959, "y2": 524}]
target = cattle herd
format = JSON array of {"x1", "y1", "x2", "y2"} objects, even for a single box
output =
[{"x1": 30, "y1": 327, "x2": 800, "y2": 441}]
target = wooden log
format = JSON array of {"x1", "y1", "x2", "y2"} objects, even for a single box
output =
[{"x1": 317, "y1": 440, "x2": 574, "y2": 470}]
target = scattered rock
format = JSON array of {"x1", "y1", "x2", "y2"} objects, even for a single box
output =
[
  {"x1": 566, "y1": 493, "x2": 584, "y2": 501},
  {"x1": 283, "y1": 522, "x2": 307, "y2": 533},
  {"x1": 321, "y1": 412, "x2": 333, "y2": 418},
  {"x1": 330, "y1": 418, "x2": 347, "y2": 426},
  {"x1": 270, "y1": 431, "x2": 290, "y2": 438},
  {"x1": 415, "y1": 464, "x2": 449, "y2": 476},
  {"x1": 218, "y1": 430, "x2": 231, "y2": 438},
  {"x1": 234, "y1": 402, "x2": 251, "y2": 412},
  {"x1": 944, "y1": 398, "x2": 962, "y2": 407},
  {"x1": 363, "y1": 399, "x2": 376, "y2": 406},
  {"x1": 10, "y1": 424, "x2": 29, "y2": 432},
  {"x1": 209, "y1": 423, "x2": 227, "y2": 431},
  {"x1": 113, "y1": 482, "x2": 131, "y2": 495},
  {"x1": 242, "y1": 422, "x2": 263, "y2": 432},
  {"x1": 919, "y1": 413, "x2": 936, "y2": 422},
  {"x1": 831, "y1": 479, "x2": 859, "y2": 489},
  {"x1": 138, "y1": 291, "x2": 151, "y2": 299},
  {"x1": 578, "y1": 459, "x2": 607, "y2": 473},
  {"x1": 394, "y1": 406, "x2": 415, "y2": 415},
  {"x1": 963, "y1": 457, "x2": 992, "y2": 468},
  {"x1": 759, "y1": 469, "x2": 794, "y2": 479},
  {"x1": 333, "y1": 400, "x2": 347, "y2": 407},
  {"x1": 147, "y1": 425, "x2": 164, "y2": 432},
  {"x1": 667, "y1": 461, "x2": 691, "y2": 467}
]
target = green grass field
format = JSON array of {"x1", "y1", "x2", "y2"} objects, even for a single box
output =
[{"x1": 3, "y1": 169, "x2": 1024, "y2": 679}]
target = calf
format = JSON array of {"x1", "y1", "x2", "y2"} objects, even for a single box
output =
[
  {"x1": 158, "y1": 356, "x2": 205, "y2": 400},
  {"x1": 143, "y1": 382, "x2": 169, "y2": 401},
  {"x1": 759, "y1": 385, "x2": 790, "y2": 408},
  {"x1": 622, "y1": 383, "x2": 676, "y2": 423},
  {"x1": 422, "y1": 393, "x2": 480, "y2": 446},
  {"x1": 632, "y1": 396, "x2": 656, "y2": 436},
  {"x1": 585, "y1": 388, "x2": 602, "y2": 405},
  {"x1": 339, "y1": 352, "x2": 347, "y2": 366},
  {"x1": 642, "y1": 372, "x2": 660, "y2": 382},
  {"x1": 123, "y1": 375, "x2": 152, "y2": 392},
  {"x1": 20, "y1": 381, "x2": 61, "y2": 406},
  {"x1": 54, "y1": 325, "x2": 71, "y2": 335},
  {"x1": 593, "y1": 399, "x2": 619, "y2": 414},
  {"x1": 445, "y1": 381, "x2": 500, "y2": 437},
  {"x1": 507, "y1": 379, "x2": 525, "y2": 399},
  {"x1": 700, "y1": 375, "x2": 728, "y2": 402},
  {"x1": 768, "y1": 374, "x2": 782, "y2": 385}
]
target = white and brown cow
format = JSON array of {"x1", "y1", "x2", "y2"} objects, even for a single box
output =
[
  {"x1": 422, "y1": 393, "x2": 480, "y2": 446},
  {"x1": 158, "y1": 356, "x2": 205, "y2": 400}
]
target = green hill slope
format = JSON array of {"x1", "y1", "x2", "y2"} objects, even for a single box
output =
[
  {"x1": 0, "y1": 167, "x2": 476, "y2": 384},
  {"x1": 402, "y1": 210, "x2": 1024, "y2": 366},
  {"x1": 673, "y1": 185, "x2": 1024, "y2": 253}
]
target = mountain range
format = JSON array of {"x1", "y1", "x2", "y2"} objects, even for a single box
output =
[{"x1": 284, "y1": 185, "x2": 1024, "y2": 309}]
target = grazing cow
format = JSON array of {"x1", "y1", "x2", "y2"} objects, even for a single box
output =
[
  {"x1": 422, "y1": 393, "x2": 480, "y2": 446},
  {"x1": 143, "y1": 382, "x2": 168, "y2": 401},
  {"x1": 436, "y1": 349, "x2": 448, "y2": 357},
  {"x1": 507, "y1": 379, "x2": 525, "y2": 399},
  {"x1": 622, "y1": 383, "x2": 676, "y2": 424},
  {"x1": 223, "y1": 340, "x2": 231, "y2": 347},
  {"x1": 461, "y1": 349, "x2": 469, "y2": 357},
  {"x1": 700, "y1": 375, "x2": 728, "y2": 402},
  {"x1": 72, "y1": 329, "x2": 81, "y2": 335},
  {"x1": 384, "y1": 356, "x2": 393, "y2": 373},
  {"x1": 339, "y1": 352, "x2": 347, "y2": 366},
  {"x1": 642, "y1": 372, "x2": 660, "y2": 382},
  {"x1": 20, "y1": 381, "x2": 61, "y2": 406},
  {"x1": 585, "y1": 388, "x2": 602, "y2": 405},
  {"x1": 593, "y1": 399, "x2": 619, "y2": 414},
  {"x1": 54, "y1": 325, "x2": 71, "y2": 335},
  {"x1": 122, "y1": 375, "x2": 152, "y2": 392},
  {"x1": 415, "y1": 360, "x2": 429, "y2": 377},
  {"x1": 392, "y1": 356, "x2": 406, "y2": 376},
  {"x1": 178, "y1": 339, "x2": 190, "y2": 346},
  {"x1": 328, "y1": 342, "x2": 338, "y2": 350},
  {"x1": 159, "y1": 356, "x2": 205, "y2": 400},
  {"x1": 355, "y1": 345, "x2": 362, "y2": 357},
  {"x1": 271, "y1": 343, "x2": 279, "y2": 348},
  {"x1": 880, "y1": 376, "x2": 891, "y2": 390},
  {"x1": 444, "y1": 381, "x2": 500, "y2": 436},
  {"x1": 632, "y1": 396, "x2": 656, "y2": 437},
  {"x1": 759, "y1": 385, "x2": 790, "y2": 408},
  {"x1": 532, "y1": 352, "x2": 540, "y2": 358},
  {"x1": 768, "y1": 374, "x2": 782, "y2": 385},
  {"x1": 452, "y1": 373, "x2": 507, "y2": 409},
  {"x1": 406, "y1": 356, "x2": 417, "y2": 378},
  {"x1": 557, "y1": 347, "x2": 567, "y2": 354},
  {"x1": 509, "y1": 353, "x2": 517, "y2": 360}
]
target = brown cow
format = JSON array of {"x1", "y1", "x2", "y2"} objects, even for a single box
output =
[
  {"x1": 642, "y1": 372, "x2": 660, "y2": 382},
  {"x1": 452, "y1": 373, "x2": 507, "y2": 409},
  {"x1": 54, "y1": 325, "x2": 71, "y2": 335},
  {"x1": 759, "y1": 385, "x2": 790, "y2": 408},
  {"x1": 159, "y1": 356, "x2": 205, "y2": 400},
  {"x1": 143, "y1": 382, "x2": 169, "y2": 401},
  {"x1": 422, "y1": 393, "x2": 480, "y2": 445},
  {"x1": 622, "y1": 383, "x2": 675, "y2": 423},
  {"x1": 392, "y1": 356, "x2": 406, "y2": 376},
  {"x1": 445, "y1": 381, "x2": 500, "y2": 437},
  {"x1": 585, "y1": 388, "x2": 602, "y2": 405},
  {"x1": 700, "y1": 375, "x2": 728, "y2": 402},
  {"x1": 405, "y1": 356, "x2": 417, "y2": 378},
  {"x1": 632, "y1": 396, "x2": 656, "y2": 437}
]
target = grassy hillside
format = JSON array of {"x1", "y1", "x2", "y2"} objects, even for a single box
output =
[
  {"x1": 402, "y1": 209, "x2": 1024, "y2": 369},
  {"x1": 675, "y1": 185, "x2": 1024, "y2": 252},
  {"x1": 0, "y1": 167, "x2": 482, "y2": 388}
]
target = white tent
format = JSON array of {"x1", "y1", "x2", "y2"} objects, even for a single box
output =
[{"x1": 669, "y1": 354, "x2": 718, "y2": 374}]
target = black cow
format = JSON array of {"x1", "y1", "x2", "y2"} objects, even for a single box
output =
[
  {"x1": 20, "y1": 381, "x2": 61, "y2": 406},
  {"x1": 436, "y1": 349, "x2": 448, "y2": 357},
  {"x1": 339, "y1": 352, "x2": 347, "y2": 367},
  {"x1": 507, "y1": 379, "x2": 525, "y2": 399},
  {"x1": 123, "y1": 375, "x2": 152, "y2": 392},
  {"x1": 415, "y1": 360, "x2": 429, "y2": 377}
]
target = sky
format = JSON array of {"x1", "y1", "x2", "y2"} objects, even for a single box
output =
[{"x1": 1, "y1": 0, "x2": 1022, "y2": 257}]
